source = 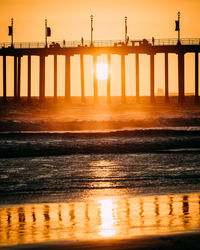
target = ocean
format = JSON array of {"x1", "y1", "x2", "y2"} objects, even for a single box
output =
[{"x1": 0, "y1": 127, "x2": 200, "y2": 247}]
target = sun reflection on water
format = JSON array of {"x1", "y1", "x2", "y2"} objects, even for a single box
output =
[
  {"x1": 0, "y1": 193, "x2": 200, "y2": 247},
  {"x1": 89, "y1": 160, "x2": 116, "y2": 167},
  {"x1": 98, "y1": 199, "x2": 117, "y2": 237},
  {"x1": 89, "y1": 160, "x2": 117, "y2": 188}
]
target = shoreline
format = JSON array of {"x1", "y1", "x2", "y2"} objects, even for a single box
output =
[{"x1": 1, "y1": 232, "x2": 200, "y2": 249}]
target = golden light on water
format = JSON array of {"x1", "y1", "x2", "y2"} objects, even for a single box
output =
[
  {"x1": 89, "y1": 160, "x2": 116, "y2": 167},
  {"x1": 0, "y1": 193, "x2": 200, "y2": 247},
  {"x1": 98, "y1": 199, "x2": 117, "y2": 237},
  {"x1": 89, "y1": 160, "x2": 116, "y2": 188}
]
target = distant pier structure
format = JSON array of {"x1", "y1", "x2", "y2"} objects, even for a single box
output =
[{"x1": 0, "y1": 16, "x2": 200, "y2": 104}]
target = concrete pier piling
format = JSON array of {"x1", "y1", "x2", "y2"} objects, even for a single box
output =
[
  {"x1": 65, "y1": 55, "x2": 71, "y2": 104},
  {"x1": 121, "y1": 54, "x2": 126, "y2": 104},
  {"x1": 54, "y1": 55, "x2": 57, "y2": 102},
  {"x1": 150, "y1": 53, "x2": 155, "y2": 104},
  {"x1": 39, "y1": 55, "x2": 45, "y2": 103},
  {"x1": 135, "y1": 53, "x2": 140, "y2": 103},
  {"x1": 28, "y1": 55, "x2": 31, "y2": 102},
  {"x1": 107, "y1": 54, "x2": 111, "y2": 104},
  {"x1": 17, "y1": 56, "x2": 21, "y2": 101},
  {"x1": 178, "y1": 53, "x2": 185, "y2": 104},
  {"x1": 195, "y1": 52, "x2": 199, "y2": 104},
  {"x1": 165, "y1": 53, "x2": 169, "y2": 103},
  {"x1": 3, "y1": 55, "x2": 6, "y2": 103},
  {"x1": 80, "y1": 54, "x2": 86, "y2": 103},
  {"x1": 93, "y1": 55, "x2": 98, "y2": 104}
]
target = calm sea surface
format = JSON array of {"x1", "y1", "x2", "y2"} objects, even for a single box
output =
[{"x1": 0, "y1": 128, "x2": 200, "y2": 247}]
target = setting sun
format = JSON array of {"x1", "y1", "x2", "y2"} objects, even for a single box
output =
[{"x1": 96, "y1": 63, "x2": 109, "y2": 81}]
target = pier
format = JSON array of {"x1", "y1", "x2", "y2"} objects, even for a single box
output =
[{"x1": 1, "y1": 20, "x2": 200, "y2": 105}]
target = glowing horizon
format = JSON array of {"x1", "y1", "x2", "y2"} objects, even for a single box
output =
[{"x1": 0, "y1": 0, "x2": 200, "y2": 97}]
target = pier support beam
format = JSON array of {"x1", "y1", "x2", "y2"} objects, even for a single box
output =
[
  {"x1": 54, "y1": 55, "x2": 57, "y2": 102},
  {"x1": 80, "y1": 54, "x2": 86, "y2": 103},
  {"x1": 195, "y1": 52, "x2": 199, "y2": 104},
  {"x1": 27, "y1": 55, "x2": 31, "y2": 102},
  {"x1": 93, "y1": 55, "x2": 98, "y2": 104},
  {"x1": 165, "y1": 53, "x2": 169, "y2": 103},
  {"x1": 107, "y1": 54, "x2": 111, "y2": 104},
  {"x1": 135, "y1": 53, "x2": 140, "y2": 103},
  {"x1": 121, "y1": 54, "x2": 126, "y2": 104},
  {"x1": 150, "y1": 54, "x2": 155, "y2": 103},
  {"x1": 14, "y1": 56, "x2": 18, "y2": 102},
  {"x1": 39, "y1": 55, "x2": 45, "y2": 103},
  {"x1": 17, "y1": 56, "x2": 21, "y2": 101},
  {"x1": 65, "y1": 55, "x2": 71, "y2": 103},
  {"x1": 3, "y1": 55, "x2": 6, "y2": 103},
  {"x1": 178, "y1": 53, "x2": 185, "y2": 103}
]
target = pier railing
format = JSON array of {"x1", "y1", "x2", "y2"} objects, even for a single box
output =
[{"x1": 0, "y1": 38, "x2": 200, "y2": 49}]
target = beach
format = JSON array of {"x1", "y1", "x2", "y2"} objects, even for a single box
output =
[
  {"x1": 0, "y1": 99, "x2": 200, "y2": 249},
  {"x1": 1, "y1": 233, "x2": 200, "y2": 250}
]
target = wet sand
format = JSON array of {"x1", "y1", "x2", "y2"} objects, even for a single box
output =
[{"x1": 2, "y1": 232, "x2": 200, "y2": 250}]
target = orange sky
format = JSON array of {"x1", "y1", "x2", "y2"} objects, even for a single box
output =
[{"x1": 0, "y1": 0, "x2": 200, "y2": 97}]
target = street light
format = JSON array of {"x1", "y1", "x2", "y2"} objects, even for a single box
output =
[
  {"x1": 45, "y1": 19, "x2": 51, "y2": 48},
  {"x1": 125, "y1": 16, "x2": 127, "y2": 44},
  {"x1": 175, "y1": 12, "x2": 181, "y2": 45},
  {"x1": 91, "y1": 15, "x2": 94, "y2": 46},
  {"x1": 8, "y1": 18, "x2": 14, "y2": 47}
]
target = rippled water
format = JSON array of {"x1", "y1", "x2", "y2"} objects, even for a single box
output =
[
  {"x1": 0, "y1": 129, "x2": 200, "y2": 247},
  {"x1": 1, "y1": 153, "x2": 200, "y2": 204},
  {"x1": 0, "y1": 128, "x2": 200, "y2": 157}
]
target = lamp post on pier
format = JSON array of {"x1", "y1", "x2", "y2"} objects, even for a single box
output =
[
  {"x1": 45, "y1": 19, "x2": 51, "y2": 48},
  {"x1": 8, "y1": 18, "x2": 14, "y2": 47},
  {"x1": 125, "y1": 16, "x2": 128, "y2": 45},
  {"x1": 175, "y1": 12, "x2": 181, "y2": 45},
  {"x1": 91, "y1": 15, "x2": 94, "y2": 46}
]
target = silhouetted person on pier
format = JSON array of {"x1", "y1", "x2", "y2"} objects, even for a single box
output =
[
  {"x1": 152, "y1": 37, "x2": 155, "y2": 46},
  {"x1": 126, "y1": 36, "x2": 129, "y2": 46},
  {"x1": 63, "y1": 40, "x2": 66, "y2": 47},
  {"x1": 81, "y1": 37, "x2": 84, "y2": 46}
]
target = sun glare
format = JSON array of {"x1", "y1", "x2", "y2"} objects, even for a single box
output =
[
  {"x1": 98, "y1": 199, "x2": 117, "y2": 237},
  {"x1": 96, "y1": 63, "x2": 108, "y2": 81}
]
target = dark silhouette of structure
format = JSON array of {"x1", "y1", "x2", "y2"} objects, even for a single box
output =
[{"x1": 0, "y1": 16, "x2": 200, "y2": 105}]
